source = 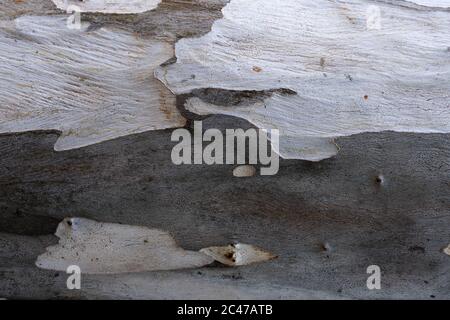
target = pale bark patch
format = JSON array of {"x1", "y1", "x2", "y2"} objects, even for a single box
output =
[
  {"x1": 444, "y1": 245, "x2": 450, "y2": 256},
  {"x1": 36, "y1": 218, "x2": 277, "y2": 274},
  {"x1": 52, "y1": 0, "x2": 162, "y2": 14},
  {"x1": 0, "y1": 16, "x2": 185, "y2": 151},
  {"x1": 233, "y1": 165, "x2": 257, "y2": 177},
  {"x1": 157, "y1": 0, "x2": 450, "y2": 161},
  {"x1": 406, "y1": 0, "x2": 450, "y2": 8},
  {"x1": 200, "y1": 244, "x2": 277, "y2": 267},
  {"x1": 36, "y1": 218, "x2": 214, "y2": 274}
]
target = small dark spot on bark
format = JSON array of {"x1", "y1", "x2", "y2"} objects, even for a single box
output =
[
  {"x1": 320, "y1": 57, "x2": 325, "y2": 67},
  {"x1": 225, "y1": 251, "x2": 234, "y2": 260},
  {"x1": 321, "y1": 242, "x2": 332, "y2": 252},
  {"x1": 159, "y1": 57, "x2": 177, "y2": 67},
  {"x1": 408, "y1": 246, "x2": 425, "y2": 254},
  {"x1": 374, "y1": 175, "x2": 385, "y2": 185},
  {"x1": 222, "y1": 273, "x2": 243, "y2": 280}
]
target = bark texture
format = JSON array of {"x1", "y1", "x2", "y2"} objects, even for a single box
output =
[{"x1": 0, "y1": 0, "x2": 449, "y2": 300}]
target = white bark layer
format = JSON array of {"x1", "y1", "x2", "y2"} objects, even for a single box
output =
[
  {"x1": 444, "y1": 244, "x2": 450, "y2": 256},
  {"x1": 157, "y1": 0, "x2": 450, "y2": 161},
  {"x1": 52, "y1": 0, "x2": 162, "y2": 14},
  {"x1": 200, "y1": 244, "x2": 277, "y2": 266},
  {"x1": 0, "y1": 16, "x2": 185, "y2": 151},
  {"x1": 36, "y1": 218, "x2": 214, "y2": 274},
  {"x1": 407, "y1": 0, "x2": 450, "y2": 8},
  {"x1": 35, "y1": 218, "x2": 277, "y2": 274},
  {"x1": 232, "y1": 165, "x2": 257, "y2": 177}
]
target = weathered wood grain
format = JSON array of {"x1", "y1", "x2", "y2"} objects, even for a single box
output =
[
  {"x1": 51, "y1": 0, "x2": 162, "y2": 14},
  {"x1": 0, "y1": 118, "x2": 449, "y2": 299},
  {"x1": 36, "y1": 217, "x2": 214, "y2": 274},
  {"x1": 0, "y1": 15, "x2": 186, "y2": 151},
  {"x1": 0, "y1": 0, "x2": 228, "y2": 151},
  {"x1": 0, "y1": 0, "x2": 449, "y2": 300},
  {"x1": 158, "y1": 0, "x2": 450, "y2": 160}
]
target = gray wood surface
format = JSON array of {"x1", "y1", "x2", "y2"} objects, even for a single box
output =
[
  {"x1": 1, "y1": 117, "x2": 449, "y2": 299},
  {"x1": 0, "y1": 0, "x2": 449, "y2": 299}
]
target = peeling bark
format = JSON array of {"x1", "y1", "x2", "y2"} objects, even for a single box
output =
[
  {"x1": 1, "y1": 129, "x2": 449, "y2": 299},
  {"x1": 0, "y1": 15, "x2": 185, "y2": 151},
  {"x1": 52, "y1": 0, "x2": 162, "y2": 14},
  {"x1": 157, "y1": 0, "x2": 450, "y2": 161},
  {"x1": 36, "y1": 218, "x2": 276, "y2": 274},
  {"x1": 406, "y1": 0, "x2": 450, "y2": 8},
  {"x1": 36, "y1": 218, "x2": 214, "y2": 274},
  {"x1": 444, "y1": 245, "x2": 450, "y2": 256},
  {"x1": 1, "y1": 0, "x2": 449, "y2": 300},
  {"x1": 0, "y1": 0, "x2": 59, "y2": 20},
  {"x1": 200, "y1": 244, "x2": 277, "y2": 266}
]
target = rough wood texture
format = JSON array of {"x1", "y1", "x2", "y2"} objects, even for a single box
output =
[
  {"x1": 36, "y1": 217, "x2": 214, "y2": 274},
  {"x1": 51, "y1": 0, "x2": 162, "y2": 14},
  {"x1": 0, "y1": 15, "x2": 185, "y2": 151},
  {"x1": 0, "y1": 0, "x2": 449, "y2": 300},
  {"x1": 408, "y1": 0, "x2": 450, "y2": 7},
  {"x1": 158, "y1": 0, "x2": 450, "y2": 160},
  {"x1": 0, "y1": 0, "x2": 227, "y2": 151},
  {"x1": 0, "y1": 121, "x2": 449, "y2": 299}
]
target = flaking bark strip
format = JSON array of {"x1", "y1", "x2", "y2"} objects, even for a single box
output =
[
  {"x1": 36, "y1": 218, "x2": 214, "y2": 274},
  {"x1": 51, "y1": 0, "x2": 162, "y2": 14},
  {"x1": 157, "y1": 0, "x2": 450, "y2": 161},
  {"x1": 200, "y1": 244, "x2": 277, "y2": 267},
  {"x1": 0, "y1": 15, "x2": 185, "y2": 151},
  {"x1": 36, "y1": 218, "x2": 276, "y2": 274}
]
